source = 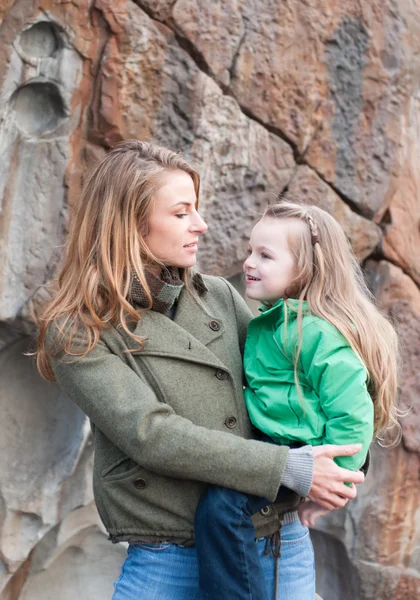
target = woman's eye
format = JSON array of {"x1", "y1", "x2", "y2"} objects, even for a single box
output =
[{"x1": 175, "y1": 213, "x2": 188, "y2": 219}]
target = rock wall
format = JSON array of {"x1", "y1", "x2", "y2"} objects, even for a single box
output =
[{"x1": 0, "y1": 1, "x2": 419, "y2": 598}]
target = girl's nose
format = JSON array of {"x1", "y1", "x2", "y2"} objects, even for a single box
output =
[{"x1": 243, "y1": 255, "x2": 254, "y2": 270}]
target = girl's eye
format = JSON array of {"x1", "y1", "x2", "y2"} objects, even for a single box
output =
[
  {"x1": 175, "y1": 213, "x2": 188, "y2": 219},
  {"x1": 261, "y1": 252, "x2": 271, "y2": 259},
  {"x1": 246, "y1": 248, "x2": 252, "y2": 255}
]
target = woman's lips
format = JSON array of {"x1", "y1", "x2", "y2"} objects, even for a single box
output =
[{"x1": 184, "y1": 242, "x2": 198, "y2": 252}]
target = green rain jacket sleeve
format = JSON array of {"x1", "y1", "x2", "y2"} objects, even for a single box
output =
[{"x1": 299, "y1": 319, "x2": 374, "y2": 471}]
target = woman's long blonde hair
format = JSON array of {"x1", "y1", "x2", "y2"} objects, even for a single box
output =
[
  {"x1": 264, "y1": 199, "x2": 401, "y2": 443},
  {"x1": 37, "y1": 140, "x2": 200, "y2": 382}
]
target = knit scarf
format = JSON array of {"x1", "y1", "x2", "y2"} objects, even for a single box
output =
[{"x1": 130, "y1": 267, "x2": 185, "y2": 317}]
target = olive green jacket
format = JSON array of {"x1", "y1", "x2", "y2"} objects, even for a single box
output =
[{"x1": 49, "y1": 275, "x2": 299, "y2": 542}]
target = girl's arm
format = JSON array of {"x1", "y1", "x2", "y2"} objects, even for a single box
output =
[{"x1": 299, "y1": 319, "x2": 374, "y2": 472}]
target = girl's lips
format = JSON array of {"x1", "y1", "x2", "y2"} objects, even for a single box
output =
[{"x1": 245, "y1": 275, "x2": 260, "y2": 283}]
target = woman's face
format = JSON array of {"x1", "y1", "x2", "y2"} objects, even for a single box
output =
[{"x1": 145, "y1": 170, "x2": 208, "y2": 268}]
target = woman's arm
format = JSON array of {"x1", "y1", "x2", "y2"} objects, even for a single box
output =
[{"x1": 49, "y1": 332, "x2": 286, "y2": 503}]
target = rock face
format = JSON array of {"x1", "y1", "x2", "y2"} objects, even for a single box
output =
[
  {"x1": 0, "y1": 1, "x2": 419, "y2": 598},
  {"x1": 314, "y1": 261, "x2": 420, "y2": 600}
]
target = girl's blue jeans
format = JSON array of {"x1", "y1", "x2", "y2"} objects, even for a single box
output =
[
  {"x1": 112, "y1": 491, "x2": 315, "y2": 599},
  {"x1": 195, "y1": 485, "x2": 315, "y2": 599}
]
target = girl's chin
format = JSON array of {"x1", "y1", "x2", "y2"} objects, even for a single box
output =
[{"x1": 245, "y1": 291, "x2": 262, "y2": 301}]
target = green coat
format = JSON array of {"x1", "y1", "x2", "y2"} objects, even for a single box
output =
[
  {"x1": 49, "y1": 275, "x2": 298, "y2": 542},
  {"x1": 244, "y1": 298, "x2": 374, "y2": 471}
]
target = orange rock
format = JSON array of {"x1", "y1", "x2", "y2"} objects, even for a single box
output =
[{"x1": 288, "y1": 165, "x2": 381, "y2": 260}]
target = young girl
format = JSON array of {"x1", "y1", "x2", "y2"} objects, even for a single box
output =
[{"x1": 194, "y1": 199, "x2": 400, "y2": 600}]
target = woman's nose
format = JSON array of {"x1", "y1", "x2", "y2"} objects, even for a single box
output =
[{"x1": 191, "y1": 212, "x2": 208, "y2": 234}]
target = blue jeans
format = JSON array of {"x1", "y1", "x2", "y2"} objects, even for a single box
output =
[
  {"x1": 195, "y1": 485, "x2": 315, "y2": 599},
  {"x1": 112, "y1": 520, "x2": 314, "y2": 599}
]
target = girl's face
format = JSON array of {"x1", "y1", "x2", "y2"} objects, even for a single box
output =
[
  {"x1": 145, "y1": 170, "x2": 208, "y2": 268},
  {"x1": 243, "y1": 217, "x2": 300, "y2": 304}
]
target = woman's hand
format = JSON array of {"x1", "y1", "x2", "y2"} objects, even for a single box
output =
[{"x1": 309, "y1": 444, "x2": 364, "y2": 510}]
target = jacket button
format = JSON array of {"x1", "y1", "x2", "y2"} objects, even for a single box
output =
[
  {"x1": 260, "y1": 506, "x2": 272, "y2": 517},
  {"x1": 209, "y1": 320, "x2": 220, "y2": 331},
  {"x1": 134, "y1": 478, "x2": 147, "y2": 490},
  {"x1": 216, "y1": 370, "x2": 229, "y2": 380},
  {"x1": 225, "y1": 416, "x2": 237, "y2": 429}
]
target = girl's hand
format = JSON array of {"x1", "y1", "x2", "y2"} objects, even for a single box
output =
[
  {"x1": 298, "y1": 501, "x2": 329, "y2": 527},
  {"x1": 309, "y1": 444, "x2": 364, "y2": 510}
]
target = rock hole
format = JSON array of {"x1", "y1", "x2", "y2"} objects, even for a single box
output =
[
  {"x1": 10, "y1": 82, "x2": 66, "y2": 137},
  {"x1": 20, "y1": 21, "x2": 60, "y2": 58}
]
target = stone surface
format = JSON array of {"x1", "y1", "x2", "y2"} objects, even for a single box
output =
[
  {"x1": 365, "y1": 261, "x2": 420, "y2": 453},
  {"x1": 314, "y1": 441, "x2": 420, "y2": 600},
  {"x1": 380, "y1": 89, "x2": 420, "y2": 286},
  {"x1": 0, "y1": 4, "x2": 83, "y2": 321},
  {"x1": 0, "y1": 1, "x2": 419, "y2": 598},
  {"x1": 165, "y1": 0, "x2": 420, "y2": 217},
  {"x1": 313, "y1": 261, "x2": 420, "y2": 599},
  {"x1": 287, "y1": 165, "x2": 381, "y2": 261},
  {"x1": 0, "y1": 335, "x2": 93, "y2": 590},
  {"x1": 18, "y1": 503, "x2": 126, "y2": 600},
  {"x1": 172, "y1": 0, "x2": 245, "y2": 87}
]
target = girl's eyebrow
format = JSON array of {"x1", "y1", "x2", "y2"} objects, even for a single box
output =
[
  {"x1": 247, "y1": 244, "x2": 275, "y2": 254},
  {"x1": 256, "y1": 245, "x2": 274, "y2": 253}
]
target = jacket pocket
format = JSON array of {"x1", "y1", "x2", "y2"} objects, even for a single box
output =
[{"x1": 101, "y1": 456, "x2": 141, "y2": 481}]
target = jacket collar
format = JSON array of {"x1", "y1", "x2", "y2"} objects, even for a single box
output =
[
  {"x1": 258, "y1": 298, "x2": 309, "y2": 321},
  {"x1": 128, "y1": 279, "x2": 228, "y2": 372}
]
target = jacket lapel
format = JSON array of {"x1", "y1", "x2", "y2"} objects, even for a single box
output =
[{"x1": 130, "y1": 288, "x2": 228, "y2": 372}]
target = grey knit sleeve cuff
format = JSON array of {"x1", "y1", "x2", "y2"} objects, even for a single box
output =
[{"x1": 280, "y1": 445, "x2": 314, "y2": 498}]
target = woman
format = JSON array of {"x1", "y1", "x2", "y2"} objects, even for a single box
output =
[{"x1": 37, "y1": 141, "x2": 364, "y2": 599}]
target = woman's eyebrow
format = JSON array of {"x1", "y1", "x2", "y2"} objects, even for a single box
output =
[{"x1": 171, "y1": 201, "x2": 194, "y2": 208}]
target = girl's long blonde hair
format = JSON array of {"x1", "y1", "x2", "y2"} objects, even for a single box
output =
[
  {"x1": 264, "y1": 199, "x2": 400, "y2": 443},
  {"x1": 37, "y1": 140, "x2": 200, "y2": 382}
]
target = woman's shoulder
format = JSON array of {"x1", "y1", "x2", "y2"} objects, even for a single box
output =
[
  {"x1": 45, "y1": 316, "x2": 112, "y2": 358},
  {"x1": 197, "y1": 274, "x2": 252, "y2": 321},
  {"x1": 44, "y1": 317, "x2": 69, "y2": 350},
  {"x1": 198, "y1": 273, "x2": 238, "y2": 300}
]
